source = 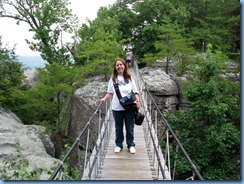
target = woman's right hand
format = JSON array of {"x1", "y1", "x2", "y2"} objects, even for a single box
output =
[
  {"x1": 100, "y1": 98, "x2": 106, "y2": 104},
  {"x1": 100, "y1": 93, "x2": 113, "y2": 104}
]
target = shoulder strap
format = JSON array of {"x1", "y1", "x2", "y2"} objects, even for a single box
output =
[{"x1": 113, "y1": 83, "x2": 122, "y2": 100}]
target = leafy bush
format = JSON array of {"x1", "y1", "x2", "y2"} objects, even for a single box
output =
[
  {"x1": 0, "y1": 141, "x2": 51, "y2": 180},
  {"x1": 167, "y1": 50, "x2": 240, "y2": 180}
]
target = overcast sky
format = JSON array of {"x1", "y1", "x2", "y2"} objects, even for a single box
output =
[{"x1": 0, "y1": 0, "x2": 116, "y2": 56}]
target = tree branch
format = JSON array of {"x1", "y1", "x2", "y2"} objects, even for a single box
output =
[{"x1": 0, "y1": 14, "x2": 28, "y2": 23}]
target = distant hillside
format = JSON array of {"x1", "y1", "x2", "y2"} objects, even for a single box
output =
[{"x1": 18, "y1": 55, "x2": 47, "y2": 69}]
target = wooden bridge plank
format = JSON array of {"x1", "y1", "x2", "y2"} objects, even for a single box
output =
[{"x1": 97, "y1": 121, "x2": 154, "y2": 180}]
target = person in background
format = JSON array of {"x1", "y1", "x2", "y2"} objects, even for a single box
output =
[
  {"x1": 125, "y1": 48, "x2": 133, "y2": 67},
  {"x1": 100, "y1": 58, "x2": 140, "y2": 154}
]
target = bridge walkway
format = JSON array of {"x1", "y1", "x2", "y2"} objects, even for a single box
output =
[
  {"x1": 97, "y1": 121, "x2": 154, "y2": 180},
  {"x1": 94, "y1": 67, "x2": 163, "y2": 180}
]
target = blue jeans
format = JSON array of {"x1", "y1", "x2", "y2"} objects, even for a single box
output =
[{"x1": 112, "y1": 110, "x2": 135, "y2": 149}]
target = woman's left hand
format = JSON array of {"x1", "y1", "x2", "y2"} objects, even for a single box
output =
[{"x1": 136, "y1": 101, "x2": 141, "y2": 109}]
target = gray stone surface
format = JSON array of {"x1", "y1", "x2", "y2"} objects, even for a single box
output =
[{"x1": 0, "y1": 107, "x2": 59, "y2": 180}]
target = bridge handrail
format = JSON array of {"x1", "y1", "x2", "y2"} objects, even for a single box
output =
[
  {"x1": 49, "y1": 102, "x2": 106, "y2": 180},
  {"x1": 133, "y1": 61, "x2": 203, "y2": 180},
  {"x1": 132, "y1": 63, "x2": 170, "y2": 179},
  {"x1": 83, "y1": 102, "x2": 113, "y2": 179}
]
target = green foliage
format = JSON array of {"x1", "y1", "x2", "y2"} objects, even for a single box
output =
[
  {"x1": 128, "y1": 0, "x2": 175, "y2": 58},
  {"x1": 2, "y1": 0, "x2": 240, "y2": 65},
  {"x1": 11, "y1": 63, "x2": 77, "y2": 131},
  {"x1": 182, "y1": 47, "x2": 238, "y2": 126},
  {"x1": 1, "y1": 0, "x2": 78, "y2": 64},
  {"x1": 75, "y1": 13, "x2": 124, "y2": 67},
  {"x1": 169, "y1": 110, "x2": 240, "y2": 180},
  {"x1": 152, "y1": 16, "x2": 196, "y2": 74},
  {"x1": 25, "y1": 63, "x2": 75, "y2": 128},
  {"x1": 167, "y1": 50, "x2": 240, "y2": 180},
  {"x1": 0, "y1": 41, "x2": 26, "y2": 110},
  {"x1": 175, "y1": 0, "x2": 240, "y2": 53},
  {"x1": 0, "y1": 141, "x2": 51, "y2": 180},
  {"x1": 78, "y1": 59, "x2": 113, "y2": 79},
  {"x1": 74, "y1": 11, "x2": 124, "y2": 79},
  {"x1": 108, "y1": 0, "x2": 239, "y2": 61}
]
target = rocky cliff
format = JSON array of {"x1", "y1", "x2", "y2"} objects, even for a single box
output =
[{"x1": 0, "y1": 107, "x2": 59, "y2": 180}]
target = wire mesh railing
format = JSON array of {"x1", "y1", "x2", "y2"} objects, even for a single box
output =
[
  {"x1": 132, "y1": 62, "x2": 170, "y2": 180},
  {"x1": 82, "y1": 101, "x2": 113, "y2": 180},
  {"x1": 133, "y1": 60, "x2": 203, "y2": 180},
  {"x1": 48, "y1": 100, "x2": 112, "y2": 180}
]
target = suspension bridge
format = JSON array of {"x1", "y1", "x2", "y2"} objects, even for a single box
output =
[{"x1": 48, "y1": 62, "x2": 203, "y2": 181}]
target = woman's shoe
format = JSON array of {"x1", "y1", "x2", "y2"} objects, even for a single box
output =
[
  {"x1": 129, "y1": 146, "x2": 136, "y2": 154},
  {"x1": 114, "y1": 146, "x2": 121, "y2": 153}
]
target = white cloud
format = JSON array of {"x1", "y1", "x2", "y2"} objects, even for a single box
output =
[
  {"x1": 69, "y1": 0, "x2": 115, "y2": 23},
  {"x1": 0, "y1": 18, "x2": 37, "y2": 56},
  {"x1": 0, "y1": 0, "x2": 116, "y2": 56}
]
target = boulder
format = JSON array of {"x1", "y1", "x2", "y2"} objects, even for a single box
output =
[
  {"x1": 140, "y1": 68, "x2": 179, "y2": 113},
  {"x1": 140, "y1": 68, "x2": 179, "y2": 95},
  {"x1": 0, "y1": 107, "x2": 59, "y2": 180},
  {"x1": 65, "y1": 77, "x2": 108, "y2": 148},
  {"x1": 23, "y1": 69, "x2": 39, "y2": 88}
]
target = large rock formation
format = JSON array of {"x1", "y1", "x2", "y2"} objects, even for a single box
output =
[
  {"x1": 140, "y1": 68, "x2": 179, "y2": 114},
  {"x1": 63, "y1": 76, "x2": 108, "y2": 149},
  {"x1": 0, "y1": 107, "x2": 59, "y2": 180},
  {"x1": 23, "y1": 69, "x2": 39, "y2": 88}
]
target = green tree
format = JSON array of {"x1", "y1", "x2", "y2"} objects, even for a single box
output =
[
  {"x1": 0, "y1": 38, "x2": 26, "y2": 110},
  {"x1": 0, "y1": 0, "x2": 78, "y2": 65},
  {"x1": 107, "y1": 0, "x2": 239, "y2": 62},
  {"x1": 123, "y1": 0, "x2": 171, "y2": 58},
  {"x1": 174, "y1": 0, "x2": 240, "y2": 54},
  {"x1": 146, "y1": 16, "x2": 196, "y2": 75},
  {"x1": 75, "y1": 7, "x2": 124, "y2": 78},
  {"x1": 7, "y1": 61, "x2": 77, "y2": 129},
  {"x1": 25, "y1": 63, "x2": 76, "y2": 131},
  {"x1": 107, "y1": 0, "x2": 191, "y2": 60},
  {"x1": 167, "y1": 48, "x2": 240, "y2": 180}
]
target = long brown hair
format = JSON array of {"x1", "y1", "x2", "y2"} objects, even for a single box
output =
[{"x1": 112, "y1": 58, "x2": 131, "y2": 83}]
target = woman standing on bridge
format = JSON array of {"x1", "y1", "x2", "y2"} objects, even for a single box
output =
[
  {"x1": 125, "y1": 47, "x2": 133, "y2": 67},
  {"x1": 100, "y1": 58, "x2": 140, "y2": 154}
]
